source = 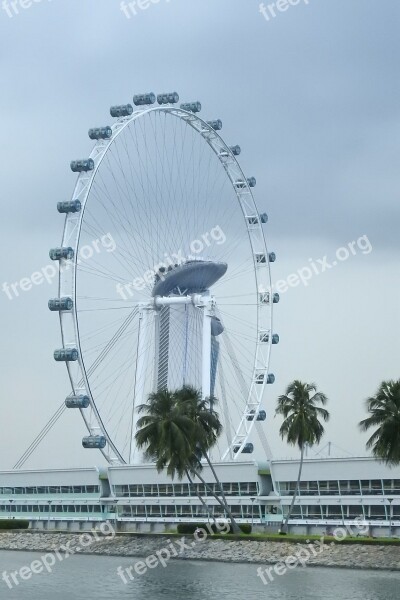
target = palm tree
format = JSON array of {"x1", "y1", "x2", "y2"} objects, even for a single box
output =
[
  {"x1": 275, "y1": 380, "x2": 329, "y2": 534},
  {"x1": 135, "y1": 389, "x2": 215, "y2": 522},
  {"x1": 174, "y1": 386, "x2": 239, "y2": 531},
  {"x1": 135, "y1": 389, "x2": 195, "y2": 478},
  {"x1": 135, "y1": 386, "x2": 241, "y2": 532},
  {"x1": 359, "y1": 380, "x2": 400, "y2": 465}
]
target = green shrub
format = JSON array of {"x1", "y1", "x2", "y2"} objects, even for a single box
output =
[
  {"x1": 239, "y1": 524, "x2": 252, "y2": 535},
  {"x1": 177, "y1": 523, "x2": 197, "y2": 535},
  {"x1": 0, "y1": 520, "x2": 29, "y2": 530},
  {"x1": 177, "y1": 522, "x2": 251, "y2": 535}
]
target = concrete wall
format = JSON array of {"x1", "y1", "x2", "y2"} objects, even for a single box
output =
[
  {"x1": 108, "y1": 461, "x2": 259, "y2": 487},
  {"x1": 271, "y1": 457, "x2": 400, "y2": 482},
  {"x1": 0, "y1": 468, "x2": 101, "y2": 488}
]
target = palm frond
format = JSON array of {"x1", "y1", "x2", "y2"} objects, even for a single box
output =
[{"x1": 276, "y1": 380, "x2": 330, "y2": 449}]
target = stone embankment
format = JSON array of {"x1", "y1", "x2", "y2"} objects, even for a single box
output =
[{"x1": 0, "y1": 532, "x2": 399, "y2": 571}]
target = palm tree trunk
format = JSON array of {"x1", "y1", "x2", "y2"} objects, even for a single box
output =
[
  {"x1": 201, "y1": 450, "x2": 241, "y2": 533},
  {"x1": 185, "y1": 469, "x2": 217, "y2": 526},
  {"x1": 191, "y1": 466, "x2": 241, "y2": 533},
  {"x1": 281, "y1": 444, "x2": 305, "y2": 534}
]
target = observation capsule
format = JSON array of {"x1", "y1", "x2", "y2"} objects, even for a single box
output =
[
  {"x1": 230, "y1": 145, "x2": 241, "y2": 156},
  {"x1": 255, "y1": 253, "x2": 267, "y2": 264},
  {"x1": 82, "y1": 436, "x2": 106, "y2": 449},
  {"x1": 233, "y1": 443, "x2": 254, "y2": 454},
  {"x1": 48, "y1": 297, "x2": 73, "y2": 312},
  {"x1": 70, "y1": 159, "x2": 94, "y2": 173},
  {"x1": 65, "y1": 395, "x2": 90, "y2": 409},
  {"x1": 49, "y1": 247, "x2": 74, "y2": 261},
  {"x1": 259, "y1": 332, "x2": 279, "y2": 345},
  {"x1": 57, "y1": 200, "x2": 81, "y2": 214},
  {"x1": 110, "y1": 104, "x2": 133, "y2": 118},
  {"x1": 207, "y1": 120, "x2": 222, "y2": 131},
  {"x1": 157, "y1": 92, "x2": 179, "y2": 105},
  {"x1": 54, "y1": 348, "x2": 79, "y2": 362},
  {"x1": 133, "y1": 93, "x2": 156, "y2": 106},
  {"x1": 180, "y1": 101, "x2": 201, "y2": 113},
  {"x1": 88, "y1": 127, "x2": 112, "y2": 140},
  {"x1": 246, "y1": 410, "x2": 267, "y2": 422},
  {"x1": 235, "y1": 178, "x2": 256, "y2": 189}
]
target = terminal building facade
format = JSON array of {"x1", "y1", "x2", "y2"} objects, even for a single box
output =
[{"x1": 1, "y1": 457, "x2": 399, "y2": 537}]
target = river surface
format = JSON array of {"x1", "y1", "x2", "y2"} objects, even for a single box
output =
[{"x1": 0, "y1": 551, "x2": 399, "y2": 599}]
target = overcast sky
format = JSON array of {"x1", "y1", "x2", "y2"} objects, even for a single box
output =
[{"x1": 0, "y1": 0, "x2": 399, "y2": 470}]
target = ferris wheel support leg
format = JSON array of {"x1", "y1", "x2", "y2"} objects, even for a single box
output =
[
  {"x1": 202, "y1": 302, "x2": 212, "y2": 401},
  {"x1": 130, "y1": 307, "x2": 151, "y2": 464}
]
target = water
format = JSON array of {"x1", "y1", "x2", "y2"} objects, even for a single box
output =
[{"x1": 0, "y1": 551, "x2": 399, "y2": 599}]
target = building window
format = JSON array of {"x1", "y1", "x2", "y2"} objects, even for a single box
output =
[
  {"x1": 348, "y1": 481, "x2": 360, "y2": 494},
  {"x1": 371, "y1": 480, "x2": 383, "y2": 494},
  {"x1": 360, "y1": 480, "x2": 371, "y2": 494},
  {"x1": 323, "y1": 504, "x2": 342, "y2": 518},
  {"x1": 161, "y1": 505, "x2": 176, "y2": 517},
  {"x1": 307, "y1": 505, "x2": 322, "y2": 519},
  {"x1": 345, "y1": 505, "x2": 363, "y2": 519},
  {"x1": 176, "y1": 505, "x2": 193, "y2": 517}
]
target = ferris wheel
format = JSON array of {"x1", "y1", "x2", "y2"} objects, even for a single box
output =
[{"x1": 49, "y1": 92, "x2": 279, "y2": 465}]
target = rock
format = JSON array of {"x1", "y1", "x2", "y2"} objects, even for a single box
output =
[{"x1": 0, "y1": 532, "x2": 399, "y2": 572}]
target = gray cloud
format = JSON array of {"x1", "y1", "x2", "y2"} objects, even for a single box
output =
[{"x1": 0, "y1": 0, "x2": 399, "y2": 468}]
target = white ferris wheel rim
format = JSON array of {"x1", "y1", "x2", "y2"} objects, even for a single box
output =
[{"x1": 57, "y1": 103, "x2": 274, "y2": 465}]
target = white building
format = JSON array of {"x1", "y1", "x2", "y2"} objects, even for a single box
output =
[{"x1": 1, "y1": 457, "x2": 399, "y2": 537}]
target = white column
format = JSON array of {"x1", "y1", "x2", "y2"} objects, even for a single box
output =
[
  {"x1": 130, "y1": 307, "x2": 151, "y2": 464},
  {"x1": 202, "y1": 300, "x2": 212, "y2": 400}
]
